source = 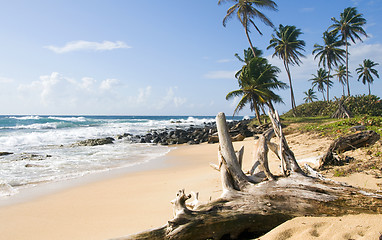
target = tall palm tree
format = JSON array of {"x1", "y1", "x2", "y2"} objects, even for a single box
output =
[
  {"x1": 303, "y1": 89, "x2": 318, "y2": 103},
  {"x1": 329, "y1": 7, "x2": 367, "y2": 96},
  {"x1": 218, "y1": 0, "x2": 277, "y2": 57},
  {"x1": 312, "y1": 31, "x2": 345, "y2": 102},
  {"x1": 226, "y1": 56, "x2": 287, "y2": 124},
  {"x1": 267, "y1": 24, "x2": 305, "y2": 116},
  {"x1": 356, "y1": 59, "x2": 380, "y2": 95},
  {"x1": 310, "y1": 68, "x2": 332, "y2": 101},
  {"x1": 333, "y1": 65, "x2": 351, "y2": 96}
]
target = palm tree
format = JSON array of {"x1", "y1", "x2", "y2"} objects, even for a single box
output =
[
  {"x1": 356, "y1": 59, "x2": 380, "y2": 95},
  {"x1": 310, "y1": 68, "x2": 332, "y2": 101},
  {"x1": 303, "y1": 89, "x2": 318, "y2": 103},
  {"x1": 226, "y1": 56, "x2": 287, "y2": 124},
  {"x1": 333, "y1": 65, "x2": 350, "y2": 96},
  {"x1": 329, "y1": 7, "x2": 367, "y2": 96},
  {"x1": 234, "y1": 47, "x2": 263, "y2": 79},
  {"x1": 312, "y1": 31, "x2": 345, "y2": 102},
  {"x1": 267, "y1": 24, "x2": 305, "y2": 116},
  {"x1": 218, "y1": 0, "x2": 277, "y2": 57}
]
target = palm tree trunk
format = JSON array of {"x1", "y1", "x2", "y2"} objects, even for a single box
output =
[
  {"x1": 245, "y1": 27, "x2": 256, "y2": 57},
  {"x1": 322, "y1": 91, "x2": 326, "y2": 102},
  {"x1": 327, "y1": 68, "x2": 331, "y2": 102},
  {"x1": 254, "y1": 103, "x2": 262, "y2": 125},
  {"x1": 345, "y1": 39, "x2": 350, "y2": 96},
  {"x1": 368, "y1": 82, "x2": 371, "y2": 95},
  {"x1": 283, "y1": 60, "x2": 296, "y2": 116}
]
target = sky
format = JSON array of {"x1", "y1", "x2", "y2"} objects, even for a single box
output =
[{"x1": 0, "y1": 0, "x2": 381, "y2": 116}]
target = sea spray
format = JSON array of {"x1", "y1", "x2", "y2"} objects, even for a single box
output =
[{"x1": 0, "y1": 115, "x2": 246, "y2": 198}]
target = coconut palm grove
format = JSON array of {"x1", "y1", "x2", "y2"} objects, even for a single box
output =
[{"x1": 219, "y1": 0, "x2": 380, "y2": 119}]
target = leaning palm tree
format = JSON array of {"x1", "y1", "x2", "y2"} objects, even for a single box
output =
[
  {"x1": 312, "y1": 31, "x2": 345, "y2": 102},
  {"x1": 218, "y1": 0, "x2": 277, "y2": 57},
  {"x1": 329, "y1": 7, "x2": 367, "y2": 96},
  {"x1": 303, "y1": 88, "x2": 318, "y2": 103},
  {"x1": 310, "y1": 68, "x2": 332, "y2": 101},
  {"x1": 356, "y1": 59, "x2": 380, "y2": 95},
  {"x1": 333, "y1": 65, "x2": 351, "y2": 96},
  {"x1": 267, "y1": 24, "x2": 305, "y2": 116},
  {"x1": 226, "y1": 56, "x2": 287, "y2": 124}
]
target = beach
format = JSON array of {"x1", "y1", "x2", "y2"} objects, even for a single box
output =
[{"x1": 0, "y1": 133, "x2": 382, "y2": 240}]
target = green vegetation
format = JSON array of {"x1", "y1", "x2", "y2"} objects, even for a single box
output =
[
  {"x1": 283, "y1": 95, "x2": 382, "y2": 118},
  {"x1": 218, "y1": 0, "x2": 277, "y2": 57},
  {"x1": 267, "y1": 24, "x2": 306, "y2": 115},
  {"x1": 329, "y1": 7, "x2": 368, "y2": 95},
  {"x1": 227, "y1": 55, "x2": 287, "y2": 124},
  {"x1": 312, "y1": 31, "x2": 345, "y2": 102},
  {"x1": 297, "y1": 115, "x2": 382, "y2": 137},
  {"x1": 356, "y1": 59, "x2": 380, "y2": 95},
  {"x1": 217, "y1": 3, "x2": 378, "y2": 123}
]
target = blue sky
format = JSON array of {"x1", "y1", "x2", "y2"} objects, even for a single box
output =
[{"x1": 0, "y1": 0, "x2": 381, "y2": 115}]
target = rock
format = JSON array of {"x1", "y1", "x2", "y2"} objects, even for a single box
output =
[
  {"x1": 25, "y1": 164, "x2": 44, "y2": 168},
  {"x1": 0, "y1": 152, "x2": 13, "y2": 156},
  {"x1": 77, "y1": 137, "x2": 115, "y2": 146},
  {"x1": 350, "y1": 125, "x2": 367, "y2": 132}
]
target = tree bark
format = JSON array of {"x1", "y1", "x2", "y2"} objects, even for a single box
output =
[
  {"x1": 320, "y1": 130, "x2": 380, "y2": 168},
  {"x1": 114, "y1": 113, "x2": 382, "y2": 240},
  {"x1": 345, "y1": 39, "x2": 350, "y2": 96}
]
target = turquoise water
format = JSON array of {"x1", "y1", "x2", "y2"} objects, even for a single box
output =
[{"x1": 0, "y1": 115, "x2": 245, "y2": 197}]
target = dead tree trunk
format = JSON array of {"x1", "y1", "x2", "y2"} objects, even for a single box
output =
[
  {"x1": 320, "y1": 130, "x2": 380, "y2": 168},
  {"x1": 114, "y1": 112, "x2": 382, "y2": 240},
  {"x1": 332, "y1": 99, "x2": 353, "y2": 119}
]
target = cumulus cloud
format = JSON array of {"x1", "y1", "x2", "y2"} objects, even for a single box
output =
[
  {"x1": 156, "y1": 87, "x2": 187, "y2": 110},
  {"x1": 18, "y1": 72, "x2": 124, "y2": 108},
  {"x1": 137, "y1": 86, "x2": 152, "y2": 104},
  {"x1": 45, "y1": 40, "x2": 131, "y2": 53},
  {"x1": 204, "y1": 70, "x2": 237, "y2": 79},
  {"x1": 100, "y1": 78, "x2": 120, "y2": 91}
]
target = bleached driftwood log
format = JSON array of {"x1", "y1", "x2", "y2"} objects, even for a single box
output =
[{"x1": 114, "y1": 112, "x2": 382, "y2": 240}]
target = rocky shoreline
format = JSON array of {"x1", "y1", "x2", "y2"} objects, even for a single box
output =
[
  {"x1": 1, "y1": 119, "x2": 268, "y2": 163},
  {"x1": 91, "y1": 119, "x2": 258, "y2": 146}
]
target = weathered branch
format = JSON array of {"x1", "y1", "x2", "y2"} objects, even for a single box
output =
[{"x1": 216, "y1": 112, "x2": 251, "y2": 191}]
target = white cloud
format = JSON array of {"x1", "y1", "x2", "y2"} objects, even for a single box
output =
[
  {"x1": 79, "y1": 77, "x2": 96, "y2": 90},
  {"x1": 100, "y1": 78, "x2": 120, "y2": 91},
  {"x1": 137, "y1": 86, "x2": 152, "y2": 104},
  {"x1": 204, "y1": 70, "x2": 237, "y2": 79},
  {"x1": 45, "y1": 40, "x2": 131, "y2": 53},
  {"x1": 17, "y1": 72, "x2": 124, "y2": 109},
  {"x1": 156, "y1": 87, "x2": 187, "y2": 110}
]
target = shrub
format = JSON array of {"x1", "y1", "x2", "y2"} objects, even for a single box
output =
[{"x1": 283, "y1": 95, "x2": 382, "y2": 117}]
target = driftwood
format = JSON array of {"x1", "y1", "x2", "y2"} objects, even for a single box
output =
[
  {"x1": 208, "y1": 133, "x2": 245, "y2": 143},
  {"x1": 331, "y1": 98, "x2": 353, "y2": 119},
  {"x1": 320, "y1": 130, "x2": 380, "y2": 168},
  {"x1": 114, "y1": 112, "x2": 382, "y2": 240}
]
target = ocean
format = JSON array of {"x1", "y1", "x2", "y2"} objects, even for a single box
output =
[{"x1": 0, "y1": 115, "x2": 245, "y2": 198}]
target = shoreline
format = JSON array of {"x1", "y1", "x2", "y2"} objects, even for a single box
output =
[
  {"x1": 0, "y1": 134, "x2": 381, "y2": 240},
  {"x1": 0, "y1": 141, "x2": 226, "y2": 240},
  {"x1": 0, "y1": 149, "x2": 173, "y2": 208}
]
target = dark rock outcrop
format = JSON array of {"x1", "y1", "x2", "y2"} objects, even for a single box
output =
[
  {"x1": 76, "y1": 137, "x2": 115, "y2": 146},
  {"x1": 0, "y1": 152, "x2": 13, "y2": 156}
]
